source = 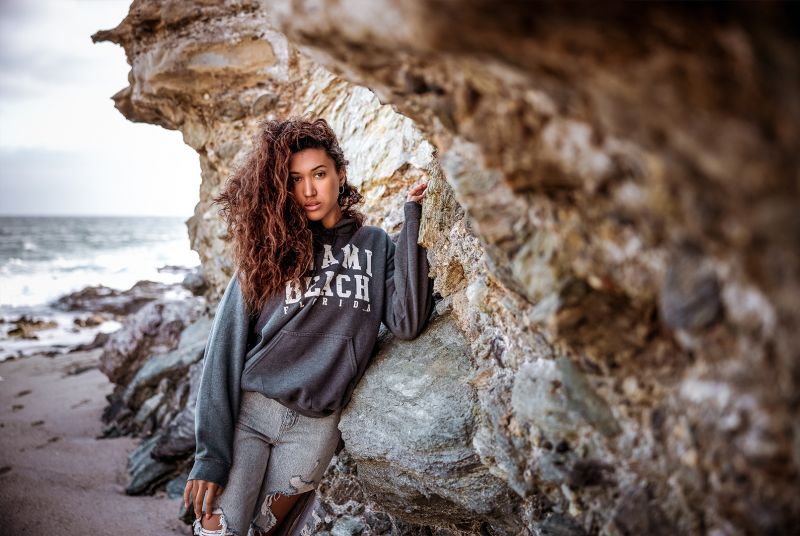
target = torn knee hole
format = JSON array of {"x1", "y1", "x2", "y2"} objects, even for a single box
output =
[
  {"x1": 289, "y1": 474, "x2": 316, "y2": 494},
  {"x1": 192, "y1": 508, "x2": 237, "y2": 536},
  {"x1": 256, "y1": 492, "x2": 280, "y2": 534},
  {"x1": 256, "y1": 485, "x2": 316, "y2": 535}
]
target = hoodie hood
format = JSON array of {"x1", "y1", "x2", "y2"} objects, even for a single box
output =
[
  {"x1": 308, "y1": 215, "x2": 359, "y2": 239},
  {"x1": 307, "y1": 216, "x2": 360, "y2": 273}
]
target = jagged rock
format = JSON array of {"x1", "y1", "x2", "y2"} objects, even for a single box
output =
[
  {"x1": 70, "y1": 331, "x2": 110, "y2": 353},
  {"x1": 609, "y1": 483, "x2": 674, "y2": 536},
  {"x1": 100, "y1": 296, "x2": 205, "y2": 385},
  {"x1": 659, "y1": 240, "x2": 722, "y2": 330},
  {"x1": 181, "y1": 266, "x2": 209, "y2": 296},
  {"x1": 122, "y1": 315, "x2": 212, "y2": 408},
  {"x1": 165, "y1": 472, "x2": 191, "y2": 500},
  {"x1": 340, "y1": 313, "x2": 519, "y2": 533},
  {"x1": 73, "y1": 313, "x2": 106, "y2": 327},
  {"x1": 126, "y1": 434, "x2": 177, "y2": 495},
  {"x1": 133, "y1": 392, "x2": 164, "y2": 428},
  {"x1": 315, "y1": 449, "x2": 440, "y2": 535},
  {"x1": 5, "y1": 315, "x2": 58, "y2": 339},
  {"x1": 152, "y1": 361, "x2": 204, "y2": 460},
  {"x1": 51, "y1": 280, "x2": 183, "y2": 316},
  {"x1": 331, "y1": 516, "x2": 366, "y2": 536},
  {"x1": 102, "y1": 314, "x2": 210, "y2": 460},
  {"x1": 538, "y1": 513, "x2": 588, "y2": 536}
]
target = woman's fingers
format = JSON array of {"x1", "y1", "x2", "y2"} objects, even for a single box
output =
[
  {"x1": 406, "y1": 181, "x2": 428, "y2": 203},
  {"x1": 204, "y1": 483, "x2": 218, "y2": 519},
  {"x1": 193, "y1": 481, "x2": 207, "y2": 519},
  {"x1": 409, "y1": 181, "x2": 427, "y2": 193},
  {"x1": 183, "y1": 480, "x2": 192, "y2": 509}
]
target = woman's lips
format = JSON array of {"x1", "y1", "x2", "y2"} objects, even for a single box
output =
[{"x1": 304, "y1": 202, "x2": 321, "y2": 211}]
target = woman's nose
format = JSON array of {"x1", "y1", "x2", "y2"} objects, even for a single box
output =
[{"x1": 303, "y1": 178, "x2": 316, "y2": 197}]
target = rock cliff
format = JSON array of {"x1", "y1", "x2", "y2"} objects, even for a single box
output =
[{"x1": 93, "y1": 1, "x2": 799, "y2": 534}]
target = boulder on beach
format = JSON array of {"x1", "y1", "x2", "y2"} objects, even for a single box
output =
[
  {"x1": 51, "y1": 280, "x2": 188, "y2": 317},
  {"x1": 6, "y1": 315, "x2": 58, "y2": 339}
]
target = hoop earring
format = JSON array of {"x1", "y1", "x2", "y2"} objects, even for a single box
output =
[{"x1": 339, "y1": 184, "x2": 345, "y2": 195}]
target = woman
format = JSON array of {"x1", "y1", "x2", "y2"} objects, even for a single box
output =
[{"x1": 183, "y1": 117, "x2": 434, "y2": 536}]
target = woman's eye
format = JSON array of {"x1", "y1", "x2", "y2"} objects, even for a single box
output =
[{"x1": 291, "y1": 172, "x2": 324, "y2": 182}]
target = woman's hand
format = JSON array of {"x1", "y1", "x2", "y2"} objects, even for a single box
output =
[
  {"x1": 184, "y1": 478, "x2": 223, "y2": 520},
  {"x1": 406, "y1": 179, "x2": 428, "y2": 204}
]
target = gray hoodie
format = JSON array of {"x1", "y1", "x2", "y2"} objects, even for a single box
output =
[{"x1": 189, "y1": 201, "x2": 434, "y2": 487}]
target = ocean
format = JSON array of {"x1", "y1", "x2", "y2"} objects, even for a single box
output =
[{"x1": 0, "y1": 215, "x2": 201, "y2": 360}]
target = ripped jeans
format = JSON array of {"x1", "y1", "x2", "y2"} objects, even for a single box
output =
[{"x1": 193, "y1": 390, "x2": 343, "y2": 536}]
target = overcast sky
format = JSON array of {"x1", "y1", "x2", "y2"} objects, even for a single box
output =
[{"x1": 0, "y1": 0, "x2": 199, "y2": 217}]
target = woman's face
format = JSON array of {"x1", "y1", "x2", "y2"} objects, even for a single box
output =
[{"x1": 289, "y1": 148, "x2": 344, "y2": 229}]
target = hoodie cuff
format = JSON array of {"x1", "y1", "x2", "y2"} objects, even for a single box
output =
[
  {"x1": 188, "y1": 457, "x2": 230, "y2": 488},
  {"x1": 404, "y1": 200, "x2": 422, "y2": 221}
]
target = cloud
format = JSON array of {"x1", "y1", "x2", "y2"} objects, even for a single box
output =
[
  {"x1": 0, "y1": 146, "x2": 200, "y2": 217},
  {"x1": 0, "y1": 0, "x2": 43, "y2": 24},
  {"x1": 0, "y1": 0, "x2": 128, "y2": 100},
  {"x1": 0, "y1": 0, "x2": 200, "y2": 217},
  {"x1": 0, "y1": 53, "x2": 112, "y2": 100}
]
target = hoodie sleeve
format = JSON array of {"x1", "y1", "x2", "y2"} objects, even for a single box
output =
[
  {"x1": 187, "y1": 270, "x2": 250, "y2": 488},
  {"x1": 382, "y1": 201, "x2": 434, "y2": 340}
]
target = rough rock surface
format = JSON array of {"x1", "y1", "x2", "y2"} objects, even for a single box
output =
[
  {"x1": 93, "y1": 1, "x2": 800, "y2": 534},
  {"x1": 50, "y1": 279, "x2": 195, "y2": 316},
  {"x1": 100, "y1": 297, "x2": 211, "y2": 495},
  {"x1": 100, "y1": 296, "x2": 206, "y2": 385},
  {"x1": 340, "y1": 313, "x2": 519, "y2": 533}
]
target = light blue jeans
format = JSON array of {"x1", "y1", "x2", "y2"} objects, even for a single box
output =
[{"x1": 193, "y1": 390, "x2": 342, "y2": 536}]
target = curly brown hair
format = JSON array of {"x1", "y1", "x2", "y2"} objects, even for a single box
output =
[{"x1": 212, "y1": 116, "x2": 365, "y2": 314}]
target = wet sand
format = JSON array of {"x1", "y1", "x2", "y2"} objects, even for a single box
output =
[{"x1": 0, "y1": 348, "x2": 187, "y2": 534}]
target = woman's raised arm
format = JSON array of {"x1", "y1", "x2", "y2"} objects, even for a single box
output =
[{"x1": 382, "y1": 184, "x2": 434, "y2": 339}]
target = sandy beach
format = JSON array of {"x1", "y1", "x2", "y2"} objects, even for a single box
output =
[{"x1": 0, "y1": 348, "x2": 187, "y2": 535}]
